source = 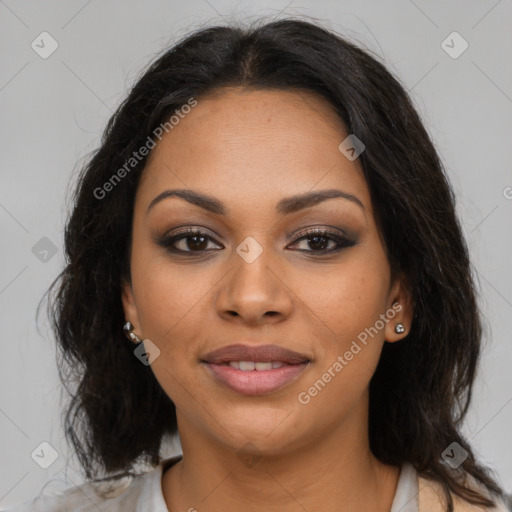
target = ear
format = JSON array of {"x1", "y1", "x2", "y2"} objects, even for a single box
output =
[
  {"x1": 121, "y1": 277, "x2": 141, "y2": 333},
  {"x1": 384, "y1": 273, "x2": 413, "y2": 343}
]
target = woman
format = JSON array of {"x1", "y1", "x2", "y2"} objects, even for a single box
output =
[{"x1": 6, "y1": 16, "x2": 510, "y2": 512}]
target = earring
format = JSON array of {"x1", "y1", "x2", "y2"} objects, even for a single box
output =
[
  {"x1": 123, "y1": 321, "x2": 143, "y2": 344},
  {"x1": 394, "y1": 323, "x2": 405, "y2": 334}
]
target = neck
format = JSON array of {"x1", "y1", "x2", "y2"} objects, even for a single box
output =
[{"x1": 162, "y1": 399, "x2": 400, "y2": 511}]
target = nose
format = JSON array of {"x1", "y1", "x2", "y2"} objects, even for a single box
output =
[{"x1": 215, "y1": 248, "x2": 294, "y2": 326}]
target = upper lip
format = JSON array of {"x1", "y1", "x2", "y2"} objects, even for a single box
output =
[{"x1": 201, "y1": 344, "x2": 310, "y2": 364}]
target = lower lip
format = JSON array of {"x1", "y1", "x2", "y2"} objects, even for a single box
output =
[{"x1": 205, "y1": 363, "x2": 309, "y2": 396}]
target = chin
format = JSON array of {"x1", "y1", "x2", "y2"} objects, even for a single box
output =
[{"x1": 213, "y1": 409, "x2": 304, "y2": 452}]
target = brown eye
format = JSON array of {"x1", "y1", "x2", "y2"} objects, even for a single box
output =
[
  {"x1": 158, "y1": 229, "x2": 223, "y2": 254},
  {"x1": 288, "y1": 229, "x2": 356, "y2": 254}
]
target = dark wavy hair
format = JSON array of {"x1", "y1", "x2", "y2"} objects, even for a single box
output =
[{"x1": 38, "y1": 15, "x2": 508, "y2": 511}]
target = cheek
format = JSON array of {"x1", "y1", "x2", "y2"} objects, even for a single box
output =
[
  {"x1": 129, "y1": 242, "x2": 206, "y2": 350},
  {"x1": 295, "y1": 268, "x2": 390, "y2": 415},
  {"x1": 293, "y1": 248, "x2": 390, "y2": 352},
  {"x1": 129, "y1": 254, "x2": 211, "y2": 409},
  {"x1": 318, "y1": 258, "x2": 390, "y2": 395}
]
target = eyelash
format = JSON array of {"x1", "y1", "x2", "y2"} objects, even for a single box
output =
[{"x1": 157, "y1": 227, "x2": 356, "y2": 256}]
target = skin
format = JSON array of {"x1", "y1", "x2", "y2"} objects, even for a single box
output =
[{"x1": 121, "y1": 87, "x2": 413, "y2": 512}]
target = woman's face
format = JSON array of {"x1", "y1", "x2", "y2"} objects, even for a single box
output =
[{"x1": 122, "y1": 87, "x2": 412, "y2": 456}]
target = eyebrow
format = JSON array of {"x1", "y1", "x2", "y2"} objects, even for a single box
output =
[{"x1": 146, "y1": 188, "x2": 365, "y2": 216}]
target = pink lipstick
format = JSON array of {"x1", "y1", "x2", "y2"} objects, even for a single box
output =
[{"x1": 201, "y1": 344, "x2": 310, "y2": 396}]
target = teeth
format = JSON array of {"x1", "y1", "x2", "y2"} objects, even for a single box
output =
[
  {"x1": 227, "y1": 361, "x2": 286, "y2": 371},
  {"x1": 255, "y1": 362, "x2": 273, "y2": 371}
]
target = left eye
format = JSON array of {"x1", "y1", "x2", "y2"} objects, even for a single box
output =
[
  {"x1": 287, "y1": 229, "x2": 355, "y2": 253},
  {"x1": 158, "y1": 228, "x2": 354, "y2": 255}
]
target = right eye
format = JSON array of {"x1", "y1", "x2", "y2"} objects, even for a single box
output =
[{"x1": 157, "y1": 228, "x2": 223, "y2": 254}]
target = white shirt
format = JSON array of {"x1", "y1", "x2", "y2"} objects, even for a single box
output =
[{"x1": 1, "y1": 456, "x2": 420, "y2": 512}]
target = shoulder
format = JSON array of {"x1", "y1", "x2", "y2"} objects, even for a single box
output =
[
  {"x1": 418, "y1": 474, "x2": 511, "y2": 512},
  {"x1": 1, "y1": 471, "x2": 153, "y2": 512}
]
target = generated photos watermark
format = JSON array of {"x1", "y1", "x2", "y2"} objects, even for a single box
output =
[
  {"x1": 298, "y1": 302, "x2": 403, "y2": 405},
  {"x1": 93, "y1": 97, "x2": 198, "y2": 200}
]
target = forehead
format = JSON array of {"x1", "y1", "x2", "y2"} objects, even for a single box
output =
[{"x1": 137, "y1": 87, "x2": 372, "y2": 217}]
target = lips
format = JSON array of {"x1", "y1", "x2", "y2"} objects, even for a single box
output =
[
  {"x1": 202, "y1": 344, "x2": 310, "y2": 365},
  {"x1": 201, "y1": 344, "x2": 310, "y2": 396}
]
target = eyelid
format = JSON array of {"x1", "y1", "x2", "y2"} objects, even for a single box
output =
[{"x1": 287, "y1": 224, "x2": 352, "y2": 240}]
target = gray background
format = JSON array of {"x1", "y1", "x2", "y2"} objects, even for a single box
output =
[{"x1": 1, "y1": 0, "x2": 511, "y2": 507}]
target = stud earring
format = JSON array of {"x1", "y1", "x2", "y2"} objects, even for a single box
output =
[
  {"x1": 123, "y1": 321, "x2": 143, "y2": 344},
  {"x1": 394, "y1": 323, "x2": 405, "y2": 334}
]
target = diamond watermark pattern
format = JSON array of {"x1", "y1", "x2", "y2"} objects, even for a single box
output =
[
  {"x1": 441, "y1": 32, "x2": 468, "y2": 59},
  {"x1": 134, "y1": 338, "x2": 161, "y2": 365},
  {"x1": 237, "y1": 442, "x2": 262, "y2": 468},
  {"x1": 236, "y1": 236, "x2": 263, "y2": 264},
  {"x1": 31, "y1": 32, "x2": 59, "y2": 59},
  {"x1": 338, "y1": 134, "x2": 365, "y2": 161},
  {"x1": 441, "y1": 441, "x2": 468, "y2": 469},
  {"x1": 31, "y1": 441, "x2": 59, "y2": 469},
  {"x1": 32, "y1": 237, "x2": 58, "y2": 263}
]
